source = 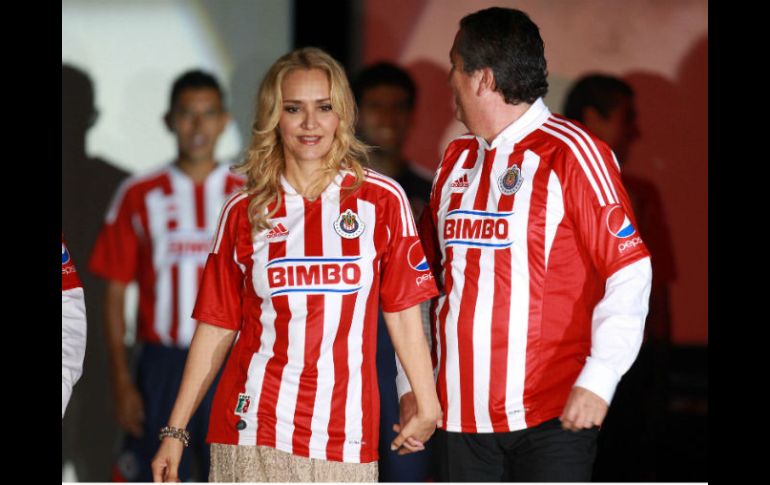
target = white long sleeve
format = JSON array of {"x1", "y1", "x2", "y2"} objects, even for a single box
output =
[
  {"x1": 573, "y1": 257, "x2": 652, "y2": 404},
  {"x1": 62, "y1": 286, "x2": 87, "y2": 419}
]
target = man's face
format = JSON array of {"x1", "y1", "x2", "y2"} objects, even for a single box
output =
[
  {"x1": 166, "y1": 87, "x2": 228, "y2": 163},
  {"x1": 586, "y1": 95, "x2": 640, "y2": 162},
  {"x1": 357, "y1": 84, "x2": 412, "y2": 154},
  {"x1": 449, "y1": 35, "x2": 478, "y2": 130}
]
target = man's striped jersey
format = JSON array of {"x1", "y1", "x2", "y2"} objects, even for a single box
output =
[
  {"x1": 194, "y1": 169, "x2": 438, "y2": 463},
  {"x1": 89, "y1": 163, "x2": 245, "y2": 348},
  {"x1": 418, "y1": 98, "x2": 652, "y2": 434}
]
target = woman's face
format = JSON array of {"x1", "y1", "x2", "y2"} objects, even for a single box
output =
[{"x1": 278, "y1": 68, "x2": 340, "y2": 169}]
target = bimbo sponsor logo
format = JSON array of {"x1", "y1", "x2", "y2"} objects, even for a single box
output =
[
  {"x1": 443, "y1": 209, "x2": 513, "y2": 249},
  {"x1": 265, "y1": 256, "x2": 363, "y2": 297}
]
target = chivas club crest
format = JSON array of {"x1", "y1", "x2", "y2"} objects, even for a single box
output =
[
  {"x1": 334, "y1": 209, "x2": 365, "y2": 239},
  {"x1": 498, "y1": 165, "x2": 523, "y2": 196}
]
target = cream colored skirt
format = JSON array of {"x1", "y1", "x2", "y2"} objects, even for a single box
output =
[{"x1": 209, "y1": 443, "x2": 378, "y2": 482}]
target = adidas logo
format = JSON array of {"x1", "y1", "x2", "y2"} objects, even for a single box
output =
[
  {"x1": 450, "y1": 173, "x2": 469, "y2": 189},
  {"x1": 266, "y1": 223, "x2": 289, "y2": 240}
]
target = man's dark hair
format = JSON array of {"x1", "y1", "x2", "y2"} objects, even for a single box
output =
[
  {"x1": 563, "y1": 74, "x2": 634, "y2": 122},
  {"x1": 455, "y1": 7, "x2": 548, "y2": 105},
  {"x1": 168, "y1": 69, "x2": 225, "y2": 111},
  {"x1": 352, "y1": 62, "x2": 417, "y2": 110}
]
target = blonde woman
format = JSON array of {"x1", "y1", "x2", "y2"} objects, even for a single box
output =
[{"x1": 151, "y1": 47, "x2": 441, "y2": 482}]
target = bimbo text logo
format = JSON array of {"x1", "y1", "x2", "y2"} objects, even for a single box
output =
[
  {"x1": 605, "y1": 205, "x2": 636, "y2": 239},
  {"x1": 443, "y1": 210, "x2": 513, "y2": 249},
  {"x1": 265, "y1": 257, "x2": 362, "y2": 297}
]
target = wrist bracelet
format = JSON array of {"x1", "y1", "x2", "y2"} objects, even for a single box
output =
[{"x1": 159, "y1": 426, "x2": 190, "y2": 447}]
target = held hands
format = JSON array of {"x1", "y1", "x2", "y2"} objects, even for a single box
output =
[
  {"x1": 559, "y1": 386, "x2": 608, "y2": 432},
  {"x1": 391, "y1": 391, "x2": 442, "y2": 455},
  {"x1": 151, "y1": 437, "x2": 184, "y2": 482}
]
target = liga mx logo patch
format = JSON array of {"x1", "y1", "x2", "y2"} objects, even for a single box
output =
[
  {"x1": 497, "y1": 165, "x2": 523, "y2": 196},
  {"x1": 606, "y1": 205, "x2": 636, "y2": 238},
  {"x1": 62, "y1": 243, "x2": 70, "y2": 265},
  {"x1": 407, "y1": 241, "x2": 430, "y2": 271},
  {"x1": 235, "y1": 393, "x2": 251, "y2": 414},
  {"x1": 334, "y1": 209, "x2": 365, "y2": 239}
]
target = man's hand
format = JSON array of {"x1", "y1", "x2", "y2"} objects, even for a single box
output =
[
  {"x1": 114, "y1": 379, "x2": 145, "y2": 437},
  {"x1": 560, "y1": 386, "x2": 608, "y2": 432},
  {"x1": 392, "y1": 391, "x2": 440, "y2": 455}
]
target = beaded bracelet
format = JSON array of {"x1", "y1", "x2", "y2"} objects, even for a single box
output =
[{"x1": 159, "y1": 426, "x2": 190, "y2": 447}]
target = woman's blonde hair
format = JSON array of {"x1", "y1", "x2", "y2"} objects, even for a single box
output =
[{"x1": 234, "y1": 47, "x2": 368, "y2": 233}]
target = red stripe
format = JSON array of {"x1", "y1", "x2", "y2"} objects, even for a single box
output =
[
  {"x1": 257, "y1": 196, "x2": 289, "y2": 448},
  {"x1": 522, "y1": 145, "x2": 551, "y2": 427},
  {"x1": 456, "y1": 148, "x2": 496, "y2": 432},
  {"x1": 292, "y1": 199, "x2": 325, "y2": 456},
  {"x1": 434, "y1": 191, "x2": 463, "y2": 428},
  {"x1": 327, "y1": 192, "x2": 360, "y2": 461},
  {"x1": 195, "y1": 183, "x2": 205, "y2": 228},
  {"x1": 487, "y1": 149, "x2": 522, "y2": 431},
  {"x1": 462, "y1": 139, "x2": 480, "y2": 169},
  {"x1": 360, "y1": 237, "x2": 380, "y2": 463}
]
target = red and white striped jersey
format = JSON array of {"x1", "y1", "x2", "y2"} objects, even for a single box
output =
[
  {"x1": 89, "y1": 163, "x2": 245, "y2": 348},
  {"x1": 193, "y1": 169, "x2": 438, "y2": 463},
  {"x1": 419, "y1": 98, "x2": 652, "y2": 434},
  {"x1": 62, "y1": 234, "x2": 87, "y2": 418}
]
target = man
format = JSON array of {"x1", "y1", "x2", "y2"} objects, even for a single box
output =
[
  {"x1": 401, "y1": 8, "x2": 653, "y2": 481},
  {"x1": 89, "y1": 70, "x2": 244, "y2": 481},
  {"x1": 564, "y1": 74, "x2": 676, "y2": 480},
  {"x1": 353, "y1": 63, "x2": 436, "y2": 481}
]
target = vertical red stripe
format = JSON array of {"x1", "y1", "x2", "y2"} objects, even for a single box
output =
[
  {"x1": 462, "y1": 139, "x2": 481, "y2": 169},
  {"x1": 455, "y1": 148, "x2": 496, "y2": 433},
  {"x1": 487, "y1": 150, "x2": 523, "y2": 431},
  {"x1": 435, "y1": 189, "x2": 464, "y2": 428},
  {"x1": 194, "y1": 183, "x2": 206, "y2": 228},
  {"x1": 169, "y1": 184, "x2": 181, "y2": 343},
  {"x1": 169, "y1": 265, "x2": 179, "y2": 342},
  {"x1": 292, "y1": 199, "x2": 325, "y2": 456},
  {"x1": 257, "y1": 197, "x2": 290, "y2": 448},
  {"x1": 327, "y1": 188, "x2": 360, "y2": 461},
  {"x1": 522, "y1": 147, "x2": 551, "y2": 427}
]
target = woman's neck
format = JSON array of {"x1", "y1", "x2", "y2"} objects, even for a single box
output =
[{"x1": 283, "y1": 157, "x2": 333, "y2": 200}]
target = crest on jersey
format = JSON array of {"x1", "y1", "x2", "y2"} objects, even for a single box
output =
[
  {"x1": 605, "y1": 205, "x2": 636, "y2": 239},
  {"x1": 334, "y1": 209, "x2": 365, "y2": 239},
  {"x1": 235, "y1": 393, "x2": 251, "y2": 414},
  {"x1": 62, "y1": 243, "x2": 71, "y2": 265},
  {"x1": 497, "y1": 165, "x2": 523, "y2": 196}
]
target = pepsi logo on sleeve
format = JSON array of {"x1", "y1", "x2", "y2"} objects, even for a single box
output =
[
  {"x1": 605, "y1": 205, "x2": 636, "y2": 238},
  {"x1": 407, "y1": 240, "x2": 430, "y2": 271}
]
